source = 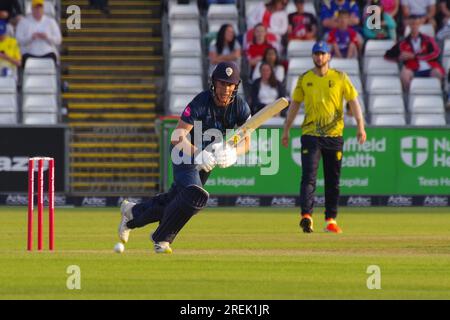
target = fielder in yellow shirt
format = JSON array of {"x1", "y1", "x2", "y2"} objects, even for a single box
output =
[{"x1": 282, "y1": 41, "x2": 366, "y2": 234}]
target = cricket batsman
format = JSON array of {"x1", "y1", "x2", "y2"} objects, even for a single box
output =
[
  {"x1": 118, "y1": 62, "x2": 252, "y2": 254},
  {"x1": 281, "y1": 41, "x2": 367, "y2": 234}
]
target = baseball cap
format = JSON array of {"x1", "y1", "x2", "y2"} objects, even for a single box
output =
[
  {"x1": 0, "y1": 20, "x2": 7, "y2": 36},
  {"x1": 212, "y1": 61, "x2": 240, "y2": 85},
  {"x1": 32, "y1": 0, "x2": 45, "y2": 7},
  {"x1": 312, "y1": 41, "x2": 330, "y2": 54}
]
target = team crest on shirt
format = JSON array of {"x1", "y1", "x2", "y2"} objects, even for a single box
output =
[
  {"x1": 329, "y1": 80, "x2": 335, "y2": 88},
  {"x1": 307, "y1": 82, "x2": 313, "y2": 87},
  {"x1": 336, "y1": 151, "x2": 342, "y2": 161},
  {"x1": 226, "y1": 67, "x2": 233, "y2": 77}
]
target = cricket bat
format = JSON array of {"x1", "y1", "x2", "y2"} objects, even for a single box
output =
[{"x1": 226, "y1": 97, "x2": 289, "y2": 147}]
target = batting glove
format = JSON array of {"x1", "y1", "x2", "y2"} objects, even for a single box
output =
[
  {"x1": 214, "y1": 146, "x2": 237, "y2": 168},
  {"x1": 194, "y1": 149, "x2": 216, "y2": 172}
]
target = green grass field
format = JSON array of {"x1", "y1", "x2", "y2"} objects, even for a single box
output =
[{"x1": 0, "y1": 206, "x2": 450, "y2": 300}]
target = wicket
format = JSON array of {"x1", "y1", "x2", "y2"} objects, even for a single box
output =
[{"x1": 27, "y1": 157, "x2": 55, "y2": 251}]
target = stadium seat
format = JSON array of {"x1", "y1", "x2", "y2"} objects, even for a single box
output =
[
  {"x1": 168, "y1": 75, "x2": 203, "y2": 94},
  {"x1": 24, "y1": 58, "x2": 56, "y2": 76},
  {"x1": 0, "y1": 78, "x2": 17, "y2": 94},
  {"x1": 208, "y1": 21, "x2": 239, "y2": 33},
  {"x1": 443, "y1": 39, "x2": 450, "y2": 57},
  {"x1": 366, "y1": 76, "x2": 402, "y2": 95},
  {"x1": 207, "y1": 4, "x2": 238, "y2": 21},
  {"x1": 409, "y1": 78, "x2": 442, "y2": 95},
  {"x1": 368, "y1": 95, "x2": 405, "y2": 114},
  {"x1": 170, "y1": 39, "x2": 202, "y2": 57},
  {"x1": 330, "y1": 58, "x2": 360, "y2": 75},
  {"x1": 168, "y1": 2, "x2": 199, "y2": 21},
  {"x1": 349, "y1": 74, "x2": 363, "y2": 94},
  {"x1": 287, "y1": 57, "x2": 314, "y2": 75},
  {"x1": 169, "y1": 93, "x2": 197, "y2": 115},
  {"x1": 170, "y1": 20, "x2": 201, "y2": 39},
  {"x1": 408, "y1": 95, "x2": 445, "y2": 114},
  {"x1": 169, "y1": 57, "x2": 203, "y2": 75},
  {"x1": 0, "y1": 94, "x2": 18, "y2": 113},
  {"x1": 294, "y1": 114, "x2": 305, "y2": 126},
  {"x1": 0, "y1": 113, "x2": 17, "y2": 124},
  {"x1": 23, "y1": 95, "x2": 58, "y2": 113},
  {"x1": 410, "y1": 114, "x2": 446, "y2": 126},
  {"x1": 364, "y1": 40, "x2": 395, "y2": 57},
  {"x1": 363, "y1": 57, "x2": 399, "y2": 76},
  {"x1": 371, "y1": 114, "x2": 406, "y2": 126},
  {"x1": 287, "y1": 40, "x2": 315, "y2": 58},
  {"x1": 23, "y1": 75, "x2": 57, "y2": 94},
  {"x1": 265, "y1": 116, "x2": 285, "y2": 126},
  {"x1": 23, "y1": 113, "x2": 57, "y2": 125},
  {"x1": 344, "y1": 114, "x2": 357, "y2": 126}
]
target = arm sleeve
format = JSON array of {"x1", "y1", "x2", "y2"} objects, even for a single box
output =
[
  {"x1": 343, "y1": 72, "x2": 358, "y2": 101},
  {"x1": 15, "y1": 19, "x2": 33, "y2": 46},
  {"x1": 292, "y1": 75, "x2": 304, "y2": 103},
  {"x1": 384, "y1": 41, "x2": 401, "y2": 61},
  {"x1": 180, "y1": 101, "x2": 200, "y2": 125},
  {"x1": 48, "y1": 19, "x2": 62, "y2": 46},
  {"x1": 238, "y1": 101, "x2": 252, "y2": 126}
]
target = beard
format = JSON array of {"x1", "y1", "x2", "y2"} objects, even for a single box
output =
[{"x1": 314, "y1": 60, "x2": 328, "y2": 68}]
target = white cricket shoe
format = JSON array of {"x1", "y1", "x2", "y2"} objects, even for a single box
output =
[
  {"x1": 150, "y1": 232, "x2": 173, "y2": 254},
  {"x1": 118, "y1": 200, "x2": 135, "y2": 243}
]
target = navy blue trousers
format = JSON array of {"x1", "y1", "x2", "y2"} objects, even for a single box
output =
[
  {"x1": 129, "y1": 164, "x2": 210, "y2": 227},
  {"x1": 300, "y1": 135, "x2": 343, "y2": 219}
]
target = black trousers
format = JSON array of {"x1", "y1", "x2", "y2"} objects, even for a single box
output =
[
  {"x1": 300, "y1": 135, "x2": 343, "y2": 219},
  {"x1": 22, "y1": 53, "x2": 58, "y2": 66}
]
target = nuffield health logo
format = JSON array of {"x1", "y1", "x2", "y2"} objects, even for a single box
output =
[{"x1": 401, "y1": 137, "x2": 428, "y2": 168}]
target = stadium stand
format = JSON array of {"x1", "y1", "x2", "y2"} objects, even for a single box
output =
[
  {"x1": 159, "y1": 0, "x2": 447, "y2": 128},
  {"x1": 62, "y1": 0, "x2": 162, "y2": 195}
]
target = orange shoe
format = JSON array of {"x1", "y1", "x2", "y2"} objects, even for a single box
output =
[
  {"x1": 324, "y1": 218, "x2": 342, "y2": 233},
  {"x1": 299, "y1": 214, "x2": 314, "y2": 233}
]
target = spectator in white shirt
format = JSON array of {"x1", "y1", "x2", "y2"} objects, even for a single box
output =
[
  {"x1": 16, "y1": 0, "x2": 61, "y2": 65},
  {"x1": 250, "y1": 62, "x2": 286, "y2": 114},
  {"x1": 401, "y1": 0, "x2": 437, "y2": 29},
  {"x1": 252, "y1": 47, "x2": 285, "y2": 83}
]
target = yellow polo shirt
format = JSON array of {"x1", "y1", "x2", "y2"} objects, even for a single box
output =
[{"x1": 292, "y1": 68, "x2": 358, "y2": 137}]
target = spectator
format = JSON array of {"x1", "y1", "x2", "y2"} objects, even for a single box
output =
[
  {"x1": 89, "y1": 0, "x2": 110, "y2": 15},
  {"x1": 252, "y1": 47, "x2": 285, "y2": 82},
  {"x1": 384, "y1": 15, "x2": 444, "y2": 91},
  {"x1": 0, "y1": 20, "x2": 21, "y2": 80},
  {"x1": 208, "y1": 24, "x2": 241, "y2": 76},
  {"x1": 327, "y1": 10, "x2": 359, "y2": 58},
  {"x1": 380, "y1": 0, "x2": 400, "y2": 17},
  {"x1": 437, "y1": 0, "x2": 450, "y2": 29},
  {"x1": 320, "y1": 0, "x2": 361, "y2": 34},
  {"x1": 246, "y1": 24, "x2": 275, "y2": 71},
  {"x1": 0, "y1": 0, "x2": 23, "y2": 25},
  {"x1": 363, "y1": 0, "x2": 397, "y2": 40},
  {"x1": 246, "y1": 0, "x2": 288, "y2": 51},
  {"x1": 16, "y1": 0, "x2": 62, "y2": 65},
  {"x1": 250, "y1": 62, "x2": 286, "y2": 114},
  {"x1": 363, "y1": 0, "x2": 400, "y2": 18},
  {"x1": 401, "y1": 0, "x2": 436, "y2": 29},
  {"x1": 288, "y1": 0, "x2": 318, "y2": 41}
]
